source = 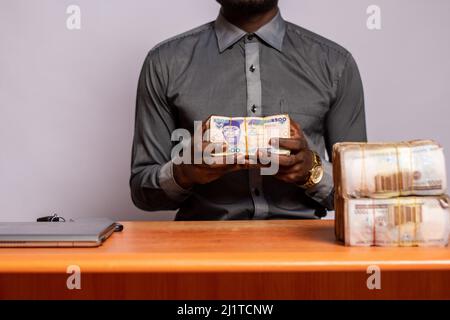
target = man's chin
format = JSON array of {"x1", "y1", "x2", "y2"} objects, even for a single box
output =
[{"x1": 216, "y1": 0, "x2": 279, "y2": 15}]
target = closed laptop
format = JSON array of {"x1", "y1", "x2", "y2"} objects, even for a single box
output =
[{"x1": 0, "y1": 219, "x2": 117, "y2": 247}]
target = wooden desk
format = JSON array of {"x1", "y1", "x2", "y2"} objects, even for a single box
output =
[{"x1": 0, "y1": 220, "x2": 449, "y2": 299}]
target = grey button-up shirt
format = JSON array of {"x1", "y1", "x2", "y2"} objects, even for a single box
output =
[{"x1": 130, "y1": 11, "x2": 367, "y2": 220}]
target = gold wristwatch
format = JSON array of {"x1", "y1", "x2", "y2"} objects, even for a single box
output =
[{"x1": 298, "y1": 151, "x2": 324, "y2": 189}]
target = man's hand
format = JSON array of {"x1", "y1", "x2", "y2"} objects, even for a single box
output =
[
  {"x1": 269, "y1": 120, "x2": 314, "y2": 186},
  {"x1": 173, "y1": 118, "x2": 248, "y2": 189}
]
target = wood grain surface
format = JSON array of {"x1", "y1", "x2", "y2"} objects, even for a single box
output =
[{"x1": 0, "y1": 220, "x2": 449, "y2": 299}]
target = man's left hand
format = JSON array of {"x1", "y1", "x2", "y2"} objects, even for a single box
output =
[{"x1": 268, "y1": 120, "x2": 314, "y2": 186}]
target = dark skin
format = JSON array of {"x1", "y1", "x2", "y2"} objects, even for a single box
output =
[
  {"x1": 174, "y1": 117, "x2": 314, "y2": 189},
  {"x1": 173, "y1": 4, "x2": 314, "y2": 190},
  {"x1": 173, "y1": 118, "x2": 249, "y2": 189},
  {"x1": 269, "y1": 121, "x2": 313, "y2": 186},
  {"x1": 221, "y1": 5, "x2": 279, "y2": 33}
]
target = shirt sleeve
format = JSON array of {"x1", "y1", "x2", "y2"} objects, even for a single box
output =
[
  {"x1": 158, "y1": 161, "x2": 192, "y2": 202},
  {"x1": 304, "y1": 160, "x2": 334, "y2": 210},
  {"x1": 130, "y1": 48, "x2": 191, "y2": 211},
  {"x1": 305, "y1": 54, "x2": 367, "y2": 210}
]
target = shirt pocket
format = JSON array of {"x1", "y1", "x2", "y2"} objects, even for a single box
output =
[
  {"x1": 280, "y1": 98, "x2": 327, "y2": 136},
  {"x1": 280, "y1": 98, "x2": 328, "y2": 119}
]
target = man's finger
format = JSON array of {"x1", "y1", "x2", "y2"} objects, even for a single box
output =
[
  {"x1": 273, "y1": 154, "x2": 299, "y2": 167},
  {"x1": 271, "y1": 138, "x2": 307, "y2": 152},
  {"x1": 275, "y1": 172, "x2": 300, "y2": 184},
  {"x1": 290, "y1": 119, "x2": 304, "y2": 138},
  {"x1": 275, "y1": 162, "x2": 303, "y2": 173},
  {"x1": 203, "y1": 115, "x2": 212, "y2": 131}
]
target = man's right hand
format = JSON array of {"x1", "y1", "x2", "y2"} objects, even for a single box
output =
[{"x1": 172, "y1": 118, "x2": 248, "y2": 190}]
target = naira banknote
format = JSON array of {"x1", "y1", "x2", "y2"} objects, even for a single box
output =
[
  {"x1": 333, "y1": 140, "x2": 447, "y2": 198},
  {"x1": 209, "y1": 115, "x2": 291, "y2": 156},
  {"x1": 336, "y1": 196, "x2": 450, "y2": 247}
]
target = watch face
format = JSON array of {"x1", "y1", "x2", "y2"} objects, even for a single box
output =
[{"x1": 311, "y1": 166, "x2": 324, "y2": 184}]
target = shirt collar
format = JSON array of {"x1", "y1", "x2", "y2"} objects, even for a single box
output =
[{"x1": 214, "y1": 10, "x2": 286, "y2": 53}]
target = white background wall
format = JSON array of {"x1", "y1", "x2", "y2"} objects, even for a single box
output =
[{"x1": 1, "y1": 0, "x2": 449, "y2": 221}]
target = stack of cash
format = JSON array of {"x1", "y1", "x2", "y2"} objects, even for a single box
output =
[
  {"x1": 335, "y1": 196, "x2": 450, "y2": 247},
  {"x1": 208, "y1": 115, "x2": 291, "y2": 156},
  {"x1": 333, "y1": 140, "x2": 447, "y2": 198},
  {"x1": 333, "y1": 140, "x2": 450, "y2": 247}
]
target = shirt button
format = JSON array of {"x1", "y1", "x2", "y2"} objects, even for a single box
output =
[
  {"x1": 249, "y1": 65, "x2": 256, "y2": 72},
  {"x1": 251, "y1": 105, "x2": 257, "y2": 113},
  {"x1": 247, "y1": 34, "x2": 254, "y2": 41}
]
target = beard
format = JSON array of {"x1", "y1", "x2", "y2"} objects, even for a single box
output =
[{"x1": 216, "y1": 0, "x2": 279, "y2": 15}]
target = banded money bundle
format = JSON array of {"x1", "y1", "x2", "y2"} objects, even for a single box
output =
[
  {"x1": 209, "y1": 115, "x2": 290, "y2": 156},
  {"x1": 333, "y1": 140, "x2": 450, "y2": 247},
  {"x1": 333, "y1": 140, "x2": 447, "y2": 198},
  {"x1": 335, "y1": 196, "x2": 450, "y2": 246}
]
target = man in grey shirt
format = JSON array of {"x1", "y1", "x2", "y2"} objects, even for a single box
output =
[{"x1": 130, "y1": 0, "x2": 367, "y2": 220}]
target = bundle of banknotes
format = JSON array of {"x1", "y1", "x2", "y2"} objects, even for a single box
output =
[
  {"x1": 208, "y1": 115, "x2": 291, "y2": 156},
  {"x1": 333, "y1": 140, "x2": 450, "y2": 247},
  {"x1": 333, "y1": 140, "x2": 447, "y2": 198},
  {"x1": 335, "y1": 196, "x2": 450, "y2": 247}
]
